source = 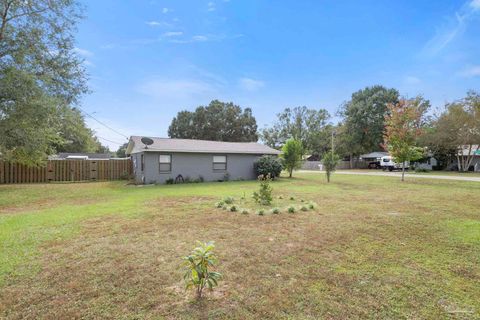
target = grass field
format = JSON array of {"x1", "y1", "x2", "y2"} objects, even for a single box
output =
[{"x1": 1, "y1": 173, "x2": 479, "y2": 319}]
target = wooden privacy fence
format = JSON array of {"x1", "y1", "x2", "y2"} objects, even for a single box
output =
[{"x1": 0, "y1": 159, "x2": 132, "y2": 184}]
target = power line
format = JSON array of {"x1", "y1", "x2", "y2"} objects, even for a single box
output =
[
  {"x1": 76, "y1": 106, "x2": 130, "y2": 139},
  {"x1": 96, "y1": 136, "x2": 126, "y2": 146}
]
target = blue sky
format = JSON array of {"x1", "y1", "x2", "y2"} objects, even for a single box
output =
[{"x1": 76, "y1": 0, "x2": 480, "y2": 150}]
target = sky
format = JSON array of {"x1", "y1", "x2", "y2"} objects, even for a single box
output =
[{"x1": 75, "y1": 0, "x2": 480, "y2": 150}]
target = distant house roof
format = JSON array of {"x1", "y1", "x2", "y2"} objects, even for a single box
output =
[
  {"x1": 126, "y1": 136, "x2": 281, "y2": 155},
  {"x1": 360, "y1": 151, "x2": 389, "y2": 159},
  {"x1": 458, "y1": 145, "x2": 480, "y2": 156},
  {"x1": 49, "y1": 153, "x2": 112, "y2": 160}
]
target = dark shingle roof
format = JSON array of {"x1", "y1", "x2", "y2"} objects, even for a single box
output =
[{"x1": 127, "y1": 136, "x2": 281, "y2": 155}]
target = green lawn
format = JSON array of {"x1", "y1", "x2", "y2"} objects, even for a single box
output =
[{"x1": 1, "y1": 173, "x2": 479, "y2": 319}]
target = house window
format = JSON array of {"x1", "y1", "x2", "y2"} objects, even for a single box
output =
[
  {"x1": 141, "y1": 154, "x2": 144, "y2": 171},
  {"x1": 159, "y1": 154, "x2": 172, "y2": 172},
  {"x1": 213, "y1": 155, "x2": 227, "y2": 171}
]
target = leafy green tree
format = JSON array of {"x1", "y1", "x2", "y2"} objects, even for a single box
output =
[
  {"x1": 183, "y1": 241, "x2": 222, "y2": 299},
  {"x1": 384, "y1": 97, "x2": 429, "y2": 181},
  {"x1": 168, "y1": 100, "x2": 258, "y2": 142},
  {"x1": 261, "y1": 106, "x2": 330, "y2": 155},
  {"x1": 281, "y1": 139, "x2": 303, "y2": 178},
  {"x1": 322, "y1": 152, "x2": 340, "y2": 183},
  {"x1": 0, "y1": 68, "x2": 61, "y2": 164},
  {"x1": 421, "y1": 91, "x2": 479, "y2": 172},
  {"x1": 116, "y1": 142, "x2": 129, "y2": 158},
  {"x1": 53, "y1": 107, "x2": 107, "y2": 153},
  {"x1": 340, "y1": 86, "x2": 399, "y2": 158},
  {"x1": 0, "y1": 0, "x2": 93, "y2": 165}
]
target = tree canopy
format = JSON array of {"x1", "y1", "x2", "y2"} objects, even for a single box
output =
[
  {"x1": 421, "y1": 91, "x2": 480, "y2": 171},
  {"x1": 261, "y1": 106, "x2": 331, "y2": 155},
  {"x1": 384, "y1": 96, "x2": 429, "y2": 181},
  {"x1": 0, "y1": 0, "x2": 106, "y2": 165},
  {"x1": 281, "y1": 139, "x2": 303, "y2": 178},
  {"x1": 168, "y1": 100, "x2": 258, "y2": 142},
  {"x1": 340, "y1": 85, "x2": 399, "y2": 156}
]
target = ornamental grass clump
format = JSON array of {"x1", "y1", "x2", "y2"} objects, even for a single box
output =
[
  {"x1": 271, "y1": 207, "x2": 280, "y2": 214},
  {"x1": 223, "y1": 196, "x2": 234, "y2": 204},
  {"x1": 287, "y1": 206, "x2": 296, "y2": 213},
  {"x1": 300, "y1": 205, "x2": 308, "y2": 212},
  {"x1": 183, "y1": 241, "x2": 222, "y2": 299},
  {"x1": 229, "y1": 205, "x2": 237, "y2": 212},
  {"x1": 215, "y1": 201, "x2": 224, "y2": 208},
  {"x1": 240, "y1": 208, "x2": 249, "y2": 215},
  {"x1": 256, "y1": 209, "x2": 265, "y2": 216}
]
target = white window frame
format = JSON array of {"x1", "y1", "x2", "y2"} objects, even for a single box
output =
[
  {"x1": 159, "y1": 154, "x2": 172, "y2": 173},
  {"x1": 213, "y1": 155, "x2": 227, "y2": 171}
]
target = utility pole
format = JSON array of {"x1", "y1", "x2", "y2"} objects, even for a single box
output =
[{"x1": 331, "y1": 130, "x2": 336, "y2": 155}]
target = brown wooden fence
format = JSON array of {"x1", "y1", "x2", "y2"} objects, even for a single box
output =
[{"x1": 0, "y1": 159, "x2": 132, "y2": 184}]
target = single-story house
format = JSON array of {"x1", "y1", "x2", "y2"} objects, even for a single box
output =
[
  {"x1": 449, "y1": 145, "x2": 480, "y2": 171},
  {"x1": 125, "y1": 136, "x2": 281, "y2": 184},
  {"x1": 48, "y1": 153, "x2": 112, "y2": 160},
  {"x1": 412, "y1": 156, "x2": 438, "y2": 170}
]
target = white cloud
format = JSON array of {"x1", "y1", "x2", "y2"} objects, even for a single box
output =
[
  {"x1": 404, "y1": 76, "x2": 421, "y2": 85},
  {"x1": 459, "y1": 65, "x2": 480, "y2": 77},
  {"x1": 73, "y1": 47, "x2": 93, "y2": 58},
  {"x1": 145, "y1": 20, "x2": 173, "y2": 28},
  {"x1": 207, "y1": 1, "x2": 216, "y2": 11},
  {"x1": 192, "y1": 35, "x2": 208, "y2": 42},
  {"x1": 423, "y1": 1, "x2": 480, "y2": 55},
  {"x1": 238, "y1": 78, "x2": 265, "y2": 91},
  {"x1": 162, "y1": 7, "x2": 170, "y2": 14},
  {"x1": 162, "y1": 31, "x2": 183, "y2": 37},
  {"x1": 470, "y1": 0, "x2": 480, "y2": 9}
]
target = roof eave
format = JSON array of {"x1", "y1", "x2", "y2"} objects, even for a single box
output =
[{"x1": 130, "y1": 149, "x2": 281, "y2": 155}]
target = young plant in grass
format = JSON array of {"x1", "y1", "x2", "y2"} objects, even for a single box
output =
[
  {"x1": 223, "y1": 196, "x2": 234, "y2": 204},
  {"x1": 240, "y1": 208, "x2": 249, "y2": 215},
  {"x1": 287, "y1": 206, "x2": 296, "y2": 213},
  {"x1": 183, "y1": 241, "x2": 222, "y2": 299},
  {"x1": 252, "y1": 174, "x2": 273, "y2": 206},
  {"x1": 322, "y1": 151, "x2": 340, "y2": 183},
  {"x1": 256, "y1": 209, "x2": 265, "y2": 216}
]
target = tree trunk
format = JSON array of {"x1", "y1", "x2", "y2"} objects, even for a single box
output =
[
  {"x1": 289, "y1": 169, "x2": 292, "y2": 178},
  {"x1": 401, "y1": 162, "x2": 405, "y2": 182},
  {"x1": 349, "y1": 154, "x2": 353, "y2": 169}
]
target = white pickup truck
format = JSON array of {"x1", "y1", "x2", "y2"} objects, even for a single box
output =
[{"x1": 380, "y1": 156, "x2": 409, "y2": 171}]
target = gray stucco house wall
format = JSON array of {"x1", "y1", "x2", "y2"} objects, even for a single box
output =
[{"x1": 127, "y1": 136, "x2": 281, "y2": 184}]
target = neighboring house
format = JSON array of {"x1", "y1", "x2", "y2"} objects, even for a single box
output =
[
  {"x1": 125, "y1": 136, "x2": 281, "y2": 184},
  {"x1": 48, "y1": 153, "x2": 112, "y2": 160},
  {"x1": 412, "y1": 156, "x2": 438, "y2": 170},
  {"x1": 449, "y1": 145, "x2": 480, "y2": 171}
]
